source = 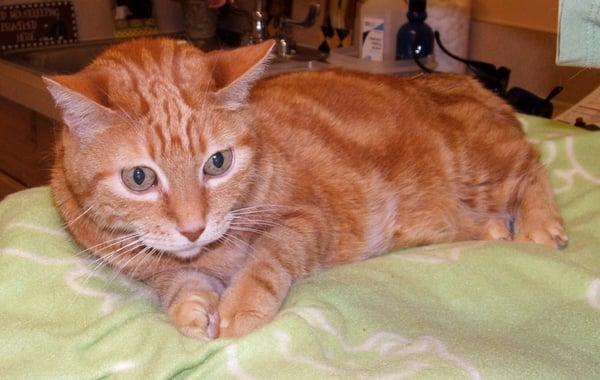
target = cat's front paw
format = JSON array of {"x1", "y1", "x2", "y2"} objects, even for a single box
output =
[
  {"x1": 218, "y1": 288, "x2": 275, "y2": 337},
  {"x1": 167, "y1": 291, "x2": 220, "y2": 340}
]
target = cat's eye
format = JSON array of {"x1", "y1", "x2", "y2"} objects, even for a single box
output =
[
  {"x1": 121, "y1": 166, "x2": 157, "y2": 191},
  {"x1": 203, "y1": 149, "x2": 233, "y2": 177}
]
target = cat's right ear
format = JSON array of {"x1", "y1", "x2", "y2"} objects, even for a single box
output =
[
  {"x1": 209, "y1": 40, "x2": 275, "y2": 110},
  {"x1": 43, "y1": 73, "x2": 117, "y2": 141}
]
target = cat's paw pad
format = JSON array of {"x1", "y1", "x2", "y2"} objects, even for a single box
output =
[
  {"x1": 168, "y1": 292, "x2": 220, "y2": 340},
  {"x1": 218, "y1": 309, "x2": 267, "y2": 338},
  {"x1": 516, "y1": 219, "x2": 568, "y2": 250}
]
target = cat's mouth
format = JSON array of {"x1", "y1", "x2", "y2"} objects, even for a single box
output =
[
  {"x1": 137, "y1": 237, "x2": 204, "y2": 259},
  {"x1": 171, "y1": 246, "x2": 204, "y2": 259}
]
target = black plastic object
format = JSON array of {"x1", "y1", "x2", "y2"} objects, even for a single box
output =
[
  {"x1": 434, "y1": 31, "x2": 510, "y2": 95},
  {"x1": 504, "y1": 86, "x2": 563, "y2": 119},
  {"x1": 417, "y1": 30, "x2": 564, "y2": 118},
  {"x1": 574, "y1": 117, "x2": 600, "y2": 131}
]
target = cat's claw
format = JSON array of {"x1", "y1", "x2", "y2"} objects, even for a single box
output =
[
  {"x1": 515, "y1": 220, "x2": 568, "y2": 250},
  {"x1": 218, "y1": 310, "x2": 267, "y2": 338},
  {"x1": 168, "y1": 292, "x2": 220, "y2": 340}
]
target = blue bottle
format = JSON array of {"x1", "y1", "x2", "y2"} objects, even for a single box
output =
[{"x1": 395, "y1": 0, "x2": 434, "y2": 60}]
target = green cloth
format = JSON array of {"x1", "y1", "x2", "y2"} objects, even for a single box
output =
[
  {"x1": 557, "y1": 0, "x2": 600, "y2": 67},
  {"x1": 1, "y1": 115, "x2": 600, "y2": 379}
]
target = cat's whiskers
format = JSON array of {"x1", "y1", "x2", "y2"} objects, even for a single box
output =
[
  {"x1": 231, "y1": 204, "x2": 293, "y2": 213},
  {"x1": 99, "y1": 234, "x2": 148, "y2": 265},
  {"x1": 90, "y1": 232, "x2": 145, "y2": 257},
  {"x1": 142, "y1": 246, "x2": 166, "y2": 273},
  {"x1": 79, "y1": 236, "x2": 147, "y2": 289},
  {"x1": 230, "y1": 207, "x2": 291, "y2": 223},
  {"x1": 108, "y1": 245, "x2": 153, "y2": 285},
  {"x1": 228, "y1": 225, "x2": 277, "y2": 240},
  {"x1": 229, "y1": 211, "x2": 282, "y2": 220},
  {"x1": 87, "y1": 238, "x2": 140, "y2": 273},
  {"x1": 230, "y1": 216, "x2": 283, "y2": 229},
  {"x1": 80, "y1": 234, "x2": 146, "y2": 280},
  {"x1": 73, "y1": 232, "x2": 138, "y2": 258},
  {"x1": 129, "y1": 247, "x2": 158, "y2": 279},
  {"x1": 65, "y1": 240, "x2": 142, "y2": 314},
  {"x1": 61, "y1": 203, "x2": 95, "y2": 230},
  {"x1": 219, "y1": 232, "x2": 257, "y2": 258}
]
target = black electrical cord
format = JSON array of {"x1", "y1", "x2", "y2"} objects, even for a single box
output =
[
  {"x1": 413, "y1": 54, "x2": 434, "y2": 73},
  {"x1": 414, "y1": 31, "x2": 563, "y2": 118}
]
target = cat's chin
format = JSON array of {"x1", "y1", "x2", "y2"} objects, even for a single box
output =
[{"x1": 170, "y1": 246, "x2": 204, "y2": 259}]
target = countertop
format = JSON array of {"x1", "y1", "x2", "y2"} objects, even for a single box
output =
[{"x1": 0, "y1": 58, "x2": 59, "y2": 121}]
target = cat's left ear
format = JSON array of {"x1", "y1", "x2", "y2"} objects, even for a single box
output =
[
  {"x1": 209, "y1": 40, "x2": 275, "y2": 110},
  {"x1": 43, "y1": 72, "x2": 118, "y2": 142}
]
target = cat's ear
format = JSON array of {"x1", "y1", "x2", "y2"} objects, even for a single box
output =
[
  {"x1": 209, "y1": 40, "x2": 275, "y2": 110},
  {"x1": 43, "y1": 73, "x2": 117, "y2": 141}
]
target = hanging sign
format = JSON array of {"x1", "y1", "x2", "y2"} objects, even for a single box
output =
[{"x1": 0, "y1": 1, "x2": 78, "y2": 51}]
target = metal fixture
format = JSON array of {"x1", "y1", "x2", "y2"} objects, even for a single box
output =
[
  {"x1": 248, "y1": 0, "x2": 269, "y2": 44},
  {"x1": 275, "y1": 3, "x2": 320, "y2": 57},
  {"x1": 232, "y1": 0, "x2": 320, "y2": 58}
]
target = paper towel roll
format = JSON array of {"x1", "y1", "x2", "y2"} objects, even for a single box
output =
[{"x1": 427, "y1": 0, "x2": 472, "y2": 73}]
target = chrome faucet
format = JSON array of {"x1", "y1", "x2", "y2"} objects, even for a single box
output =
[
  {"x1": 249, "y1": 0, "x2": 269, "y2": 44},
  {"x1": 231, "y1": 0, "x2": 320, "y2": 57},
  {"x1": 276, "y1": 3, "x2": 320, "y2": 57}
]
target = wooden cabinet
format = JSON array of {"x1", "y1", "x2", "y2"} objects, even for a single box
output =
[
  {"x1": 0, "y1": 171, "x2": 26, "y2": 199},
  {"x1": 0, "y1": 96, "x2": 57, "y2": 199}
]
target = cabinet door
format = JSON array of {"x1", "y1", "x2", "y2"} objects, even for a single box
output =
[
  {"x1": 0, "y1": 97, "x2": 56, "y2": 188},
  {"x1": 0, "y1": 171, "x2": 26, "y2": 200}
]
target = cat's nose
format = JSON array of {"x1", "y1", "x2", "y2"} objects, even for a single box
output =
[{"x1": 178, "y1": 225, "x2": 205, "y2": 242}]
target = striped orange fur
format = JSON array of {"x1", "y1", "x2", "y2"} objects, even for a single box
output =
[{"x1": 45, "y1": 38, "x2": 567, "y2": 339}]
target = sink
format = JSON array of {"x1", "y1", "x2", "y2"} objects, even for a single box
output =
[
  {"x1": 0, "y1": 39, "x2": 329, "y2": 76},
  {"x1": 1, "y1": 40, "x2": 111, "y2": 75},
  {"x1": 266, "y1": 44, "x2": 329, "y2": 76},
  {"x1": 266, "y1": 58, "x2": 329, "y2": 76}
]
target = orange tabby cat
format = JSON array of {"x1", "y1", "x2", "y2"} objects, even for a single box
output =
[{"x1": 44, "y1": 38, "x2": 567, "y2": 340}]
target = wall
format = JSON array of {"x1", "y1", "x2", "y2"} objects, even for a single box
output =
[
  {"x1": 468, "y1": 19, "x2": 600, "y2": 115},
  {"x1": 471, "y1": 0, "x2": 559, "y2": 33}
]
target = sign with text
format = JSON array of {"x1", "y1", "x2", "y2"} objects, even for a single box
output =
[{"x1": 0, "y1": 1, "x2": 78, "y2": 51}]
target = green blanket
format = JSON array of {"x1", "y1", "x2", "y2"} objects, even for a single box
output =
[{"x1": 1, "y1": 115, "x2": 599, "y2": 379}]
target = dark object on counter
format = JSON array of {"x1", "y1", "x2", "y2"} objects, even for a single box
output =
[
  {"x1": 504, "y1": 86, "x2": 563, "y2": 119},
  {"x1": 433, "y1": 31, "x2": 510, "y2": 95},
  {"x1": 574, "y1": 117, "x2": 600, "y2": 131},
  {"x1": 395, "y1": 0, "x2": 434, "y2": 60},
  {"x1": 418, "y1": 30, "x2": 565, "y2": 118}
]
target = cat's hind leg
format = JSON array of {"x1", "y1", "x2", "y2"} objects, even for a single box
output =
[
  {"x1": 482, "y1": 217, "x2": 512, "y2": 241},
  {"x1": 513, "y1": 167, "x2": 568, "y2": 249}
]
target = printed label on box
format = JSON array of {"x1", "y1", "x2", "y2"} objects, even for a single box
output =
[{"x1": 361, "y1": 17, "x2": 384, "y2": 62}]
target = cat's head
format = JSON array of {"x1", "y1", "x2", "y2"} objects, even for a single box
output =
[{"x1": 45, "y1": 38, "x2": 274, "y2": 259}]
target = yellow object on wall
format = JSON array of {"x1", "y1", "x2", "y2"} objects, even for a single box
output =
[{"x1": 472, "y1": 0, "x2": 558, "y2": 33}]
